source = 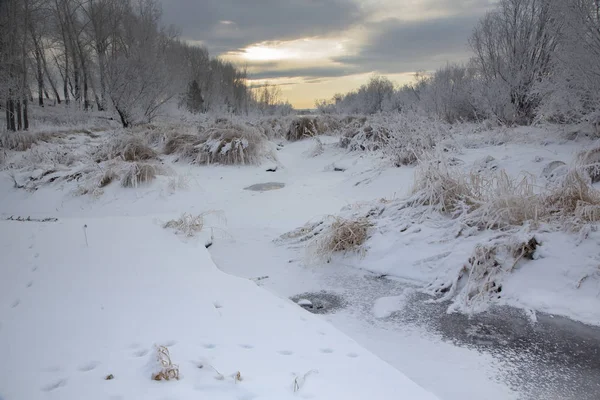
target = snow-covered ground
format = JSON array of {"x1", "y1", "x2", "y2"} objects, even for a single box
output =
[
  {"x1": 1, "y1": 121, "x2": 600, "y2": 399},
  {"x1": 0, "y1": 216, "x2": 439, "y2": 400}
]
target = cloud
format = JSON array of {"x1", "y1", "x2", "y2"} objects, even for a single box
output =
[
  {"x1": 159, "y1": 0, "x2": 366, "y2": 54},
  {"x1": 248, "y1": 65, "x2": 360, "y2": 80},
  {"x1": 333, "y1": 15, "x2": 480, "y2": 74}
]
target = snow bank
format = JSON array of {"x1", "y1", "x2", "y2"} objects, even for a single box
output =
[{"x1": 0, "y1": 217, "x2": 438, "y2": 400}]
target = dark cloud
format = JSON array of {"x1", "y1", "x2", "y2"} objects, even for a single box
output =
[
  {"x1": 333, "y1": 15, "x2": 479, "y2": 74},
  {"x1": 159, "y1": 0, "x2": 365, "y2": 54}
]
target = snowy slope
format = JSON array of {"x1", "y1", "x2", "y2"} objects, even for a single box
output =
[{"x1": 0, "y1": 216, "x2": 439, "y2": 400}]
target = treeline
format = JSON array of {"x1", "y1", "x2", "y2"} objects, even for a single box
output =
[
  {"x1": 0, "y1": 0, "x2": 290, "y2": 131},
  {"x1": 317, "y1": 0, "x2": 600, "y2": 126}
]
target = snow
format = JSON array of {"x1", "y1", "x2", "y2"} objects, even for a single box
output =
[
  {"x1": 1, "y1": 123, "x2": 600, "y2": 400},
  {"x1": 372, "y1": 293, "x2": 411, "y2": 319},
  {"x1": 0, "y1": 216, "x2": 439, "y2": 400}
]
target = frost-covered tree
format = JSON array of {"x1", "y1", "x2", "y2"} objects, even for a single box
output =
[{"x1": 469, "y1": 0, "x2": 559, "y2": 124}]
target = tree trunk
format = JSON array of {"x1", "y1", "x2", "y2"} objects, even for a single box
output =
[
  {"x1": 116, "y1": 107, "x2": 129, "y2": 128},
  {"x1": 23, "y1": 98, "x2": 29, "y2": 131},
  {"x1": 97, "y1": 46, "x2": 107, "y2": 111},
  {"x1": 42, "y1": 49, "x2": 61, "y2": 104},
  {"x1": 16, "y1": 101, "x2": 22, "y2": 130},
  {"x1": 36, "y1": 49, "x2": 44, "y2": 106},
  {"x1": 8, "y1": 100, "x2": 16, "y2": 132}
]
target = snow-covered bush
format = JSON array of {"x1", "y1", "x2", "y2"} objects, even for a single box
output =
[
  {"x1": 162, "y1": 121, "x2": 275, "y2": 165},
  {"x1": 121, "y1": 162, "x2": 158, "y2": 188},
  {"x1": 340, "y1": 113, "x2": 450, "y2": 166},
  {"x1": 196, "y1": 126, "x2": 274, "y2": 165},
  {"x1": 575, "y1": 144, "x2": 600, "y2": 183},
  {"x1": 149, "y1": 345, "x2": 179, "y2": 381},
  {"x1": 163, "y1": 213, "x2": 205, "y2": 237},
  {"x1": 314, "y1": 216, "x2": 372, "y2": 260},
  {"x1": 95, "y1": 133, "x2": 158, "y2": 163},
  {"x1": 286, "y1": 117, "x2": 318, "y2": 141}
]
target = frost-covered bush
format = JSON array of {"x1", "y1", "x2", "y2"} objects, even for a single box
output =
[
  {"x1": 162, "y1": 121, "x2": 275, "y2": 165},
  {"x1": 286, "y1": 117, "x2": 318, "y2": 141},
  {"x1": 196, "y1": 126, "x2": 274, "y2": 165},
  {"x1": 95, "y1": 133, "x2": 158, "y2": 162},
  {"x1": 121, "y1": 162, "x2": 158, "y2": 188},
  {"x1": 340, "y1": 113, "x2": 450, "y2": 166}
]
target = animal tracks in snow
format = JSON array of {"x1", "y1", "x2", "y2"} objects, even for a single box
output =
[
  {"x1": 42, "y1": 378, "x2": 67, "y2": 392},
  {"x1": 277, "y1": 350, "x2": 294, "y2": 356},
  {"x1": 132, "y1": 349, "x2": 149, "y2": 357},
  {"x1": 78, "y1": 361, "x2": 100, "y2": 372}
]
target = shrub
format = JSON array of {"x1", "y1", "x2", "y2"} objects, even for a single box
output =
[
  {"x1": 195, "y1": 126, "x2": 273, "y2": 165},
  {"x1": 121, "y1": 163, "x2": 157, "y2": 188},
  {"x1": 96, "y1": 135, "x2": 158, "y2": 162},
  {"x1": 575, "y1": 144, "x2": 600, "y2": 183},
  {"x1": 163, "y1": 133, "x2": 202, "y2": 159},
  {"x1": 286, "y1": 117, "x2": 318, "y2": 141}
]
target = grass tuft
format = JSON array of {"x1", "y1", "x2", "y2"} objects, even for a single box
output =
[
  {"x1": 314, "y1": 216, "x2": 372, "y2": 260},
  {"x1": 121, "y1": 163, "x2": 157, "y2": 188}
]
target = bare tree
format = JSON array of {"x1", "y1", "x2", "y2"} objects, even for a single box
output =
[{"x1": 469, "y1": 0, "x2": 559, "y2": 123}]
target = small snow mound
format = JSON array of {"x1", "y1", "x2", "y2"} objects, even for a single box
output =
[
  {"x1": 297, "y1": 299, "x2": 313, "y2": 307},
  {"x1": 541, "y1": 161, "x2": 566, "y2": 180},
  {"x1": 473, "y1": 155, "x2": 499, "y2": 173},
  {"x1": 372, "y1": 294, "x2": 409, "y2": 319}
]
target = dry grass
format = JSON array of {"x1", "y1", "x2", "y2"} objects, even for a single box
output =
[
  {"x1": 163, "y1": 123, "x2": 273, "y2": 166},
  {"x1": 411, "y1": 157, "x2": 600, "y2": 229},
  {"x1": 121, "y1": 163, "x2": 157, "y2": 188},
  {"x1": 314, "y1": 216, "x2": 372, "y2": 260},
  {"x1": 97, "y1": 135, "x2": 158, "y2": 162},
  {"x1": 151, "y1": 345, "x2": 179, "y2": 381},
  {"x1": 576, "y1": 144, "x2": 600, "y2": 183},
  {"x1": 163, "y1": 213, "x2": 205, "y2": 237},
  {"x1": 121, "y1": 139, "x2": 157, "y2": 161},
  {"x1": 286, "y1": 117, "x2": 318, "y2": 141},
  {"x1": 163, "y1": 211, "x2": 225, "y2": 237},
  {"x1": 195, "y1": 127, "x2": 272, "y2": 165},
  {"x1": 1, "y1": 132, "x2": 38, "y2": 151},
  {"x1": 163, "y1": 133, "x2": 202, "y2": 157}
]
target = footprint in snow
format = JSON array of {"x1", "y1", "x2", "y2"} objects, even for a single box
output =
[
  {"x1": 346, "y1": 352, "x2": 359, "y2": 358},
  {"x1": 26, "y1": 281, "x2": 33, "y2": 288},
  {"x1": 133, "y1": 349, "x2": 149, "y2": 357},
  {"x1": 11, "y1": 299, "x2": 20, "y2": 308},
  {"x1": 34, "y1": 253, "x2": 40, "y2": 259},
  {"x1": 42, "y1": 379, "x2": 67, "y2": 392},
  {"x1": 277, "y1": 350, "x2": 293, "y2": 356},
  {"x1": 78, "y1": 361, "x2": 100, "y2": 372},
  {"x1": 239, "y1": 344, "x2": 254, "y2": 349},
  {"x1": 31, "y1": 265, "x2": 38, "y2": 272},
  {"x1": 320, "y1": 348, "x2": 334, "y2": 354},
  {"x1": 203, "y1": 344, "x2": 217, "y2": 349}
]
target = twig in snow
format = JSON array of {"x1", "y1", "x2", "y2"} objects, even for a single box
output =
[
  {"x1": 83, "y1": 224, "x2": 89, "y2": 247},
  {"x1": 293, "y1": 369, "x2": 318, "y2": 392}
]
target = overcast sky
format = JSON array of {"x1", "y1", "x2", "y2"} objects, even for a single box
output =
[{"x1": 160, "y1": 0, "x2": 496, "y2": 108}]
